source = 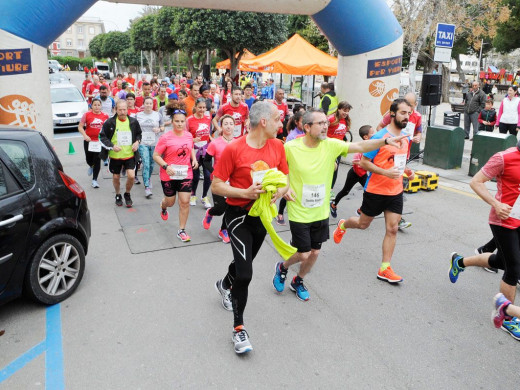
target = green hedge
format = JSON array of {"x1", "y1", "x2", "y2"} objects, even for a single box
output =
[{"x1": 48, "y1": 56, "x2": 111, "y2": 71}]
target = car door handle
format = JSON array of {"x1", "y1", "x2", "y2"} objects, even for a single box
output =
[{"x1": 0, "y1": 214, "x2": 23, "y2": 227}]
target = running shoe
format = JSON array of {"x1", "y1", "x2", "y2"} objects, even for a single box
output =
[
  {"x1": 273, "y1": 261, "x2": 288, "y2": 292},
  {"x1": 87, "y1": 166, "x2": 93, "y2": 176},
  {"x1": 215, "y1": 279, "x2": 232, "y2": 311},
  {"x1": 501, "y1": 319, "x2": 520, "y2": 341},
  {"x1": 201, "y1": 196, "x2": 212, "y2": 209},
  {"x1": 91, "y1": 180, "x2": 99, "y2": 188},
  {"x1": 202, "y1": 209, "x2": 213, "y2": 229},
  {"x1": 121, "y1": 169, "x2": 126, "y2": 177},
  {"x1": 333, "y1": 219, "x2": 347, "y2": 244},
  {"x1": 492, "y1": 293, "x2": 511, "y2": 329},
  {"x1": 177, "y1": 229, "x2": 191, "y2": 242},
  {"x1": 134, "y1": 176, "x2": 141, "y2": 185},
  {"x1": 124, "y1": 192, "x2": 133, "y2": 208},
  {"x1": 449, "y1": 252, "x2": 464, "y2": 283},
  {"x1": 232, "y1": 326, "x2": 253, "y2": 354},
  {"x1": 160, "y1": 208, "x2": 168, "y2": 221},
  {"x1": 115, "y1": 194, "x2": 123, "y2": 207},
  {"x1": 289, "y1": 277, "x2": 310, "y2": 301},
  {"x1": 377, "y1": 266, "x2": 403, "y2": 283},
  {"x1": 355, "y1": 208, "x2": 361, "y2": 217},
  {"x1": 276, "y1": 214, "x2": 285, "y2": 226},
  {"x1": 145, "y1": 187, "x2": 152, "y2": 199},
  {"x1": 190, "y1": 195, "x2": 197, "y2": 206},
  {"x1": 330, "y1": 202, "x2": 337, "y2": 218},
  {"x1": 103, "y1": 159, "x2": 108, "y2": 166},
  {"x1": 398, "y1": 218, "x2": 412, "y2": 230},
  {"x1": 218, "y1": 229, "x2": 230, "y2": 243}
]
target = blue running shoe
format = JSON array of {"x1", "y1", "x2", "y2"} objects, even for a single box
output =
[
  {"x1": 501, "y1": 319, "x2": 520, "y2": 341},
  {"x1": 290, "y1": 277, "x2": 310, "y2": 301},
  {"x1": 449, "y1": 252, "x2": 464, "y2": 283},
  {"x1": 273, "y1": 261, "x2": 288, "y2": 292}
]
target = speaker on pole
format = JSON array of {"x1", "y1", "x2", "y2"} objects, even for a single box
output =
[
  {"x1": 420, "y1": 74, "x2": 442, "y2": 106},
  {"x1": 203, "y1": 65, "x2": 210, "y2": 82}
]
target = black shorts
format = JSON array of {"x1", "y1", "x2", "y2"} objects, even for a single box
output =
[
  {"x1": 109, "y1": 157, "x2": 135, "y2": 174},
  {"x1": 289, "y1": 218, "x2": 329, "y2": 252},
  {"x1": 360, "y1": 191, "x2": 403, "y2": 217},
  {"x1": 161, "y1": 179, "x2": 192, "y2": 197}
]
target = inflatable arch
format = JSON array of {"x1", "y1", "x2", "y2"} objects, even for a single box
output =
[{"x1": 0, "y1": 0, "x2": 403, "y2": 139}]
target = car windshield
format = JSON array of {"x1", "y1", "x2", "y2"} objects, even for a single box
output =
[
  {"x1": 49, "y1": 74, "x2": 69, "y2": 84},
  {"x1": 97, "y1": 65, "x2": 109, "y2": 71},
  {"x1": 51, "y1": 87, "x2": 84, "y2": 103}
]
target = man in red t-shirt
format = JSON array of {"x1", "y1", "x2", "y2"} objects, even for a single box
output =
[
  {"x1": 272, "y1": 88, "x2": 289, "y2": 137},
  {"x1": 111, "y1": 79, "x2": 123, "y2": 98},
  {"x1": 82, "y1": 73, "x2": 92, "y2": 97},
  {"x1": 212, "y1": 86, "x2": 249, "y2": 138},
  {"x1": 211, "y1": 100, "x2": 289, "y2": 354},
  {"x1": 135, "y1": 82, "x2": 158, "y2": 111},
  {"x1": 86, "y1": 75, "x2": 101, "y2": 104},
  {"x1": 111, "y1": 73, "x2": 124, "y2": 89},
  {"x1": 137, "y1": 74, "x2": 148, "y2": 91},
  {"x1": 124, "y1": 72, "x2": 136, "y2": 89}
]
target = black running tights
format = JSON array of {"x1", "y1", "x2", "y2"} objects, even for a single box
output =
[{"x1": 488, "y1": 224, "x2": 520, "y2": 286}]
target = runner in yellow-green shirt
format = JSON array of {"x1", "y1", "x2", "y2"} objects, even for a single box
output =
[{"x1": 272, "y1": 108, "x2": 406, "y2": 301}]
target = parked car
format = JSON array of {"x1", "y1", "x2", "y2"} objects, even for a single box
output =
[
  {"x1": 48, "y1": 59, "x2": 63, "y2": 71},
  {"x1": 51, "y1": 84, "x2": 88, "y2": 131},
  {"x1": 95, "y1": 61, "x2": 111, "y2": 79},
  {"x1": 0, "y1": 127, "x2": 90, "y2": 305},
  {"x1": 49, "y1": 72, "x2": 70, "y2": 84}
]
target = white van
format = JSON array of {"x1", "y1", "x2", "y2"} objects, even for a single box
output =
[
  {"x1": 95, "y1": 62, "x2": 112, "y2": 79},
  {"x1": 48, "y1": 59, "x2": 63, "y2": 72}
]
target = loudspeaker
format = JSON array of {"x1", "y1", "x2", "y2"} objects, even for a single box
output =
[
  {"x1": 421, "y1": 74, "x2": 442, "y2": 106},
  {"x1": 203, "y1": 65, "x2": 210, "y2": 81}
]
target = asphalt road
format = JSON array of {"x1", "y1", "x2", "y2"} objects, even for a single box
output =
[{"x1": 0, "y1": 72, "x2": 518, "y2": 389}]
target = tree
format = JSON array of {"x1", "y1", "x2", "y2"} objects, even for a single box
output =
[
  {"x1": 172, "y1": 9, "x2": 288, "y2": 78},
  {"x1": 287, "y1": 15, "x2": 331, "y2": 54},
  {"x1": 102, "y1": 31, "x2": 130, "y2": 74},
  {"x1": 154, "y1": 7, "x2": 180, "y2": 76},
  {"x1": 120, "y1": 48, "x2": 146, "y2": 69},
  {"x1": 494, "y1": 0, "x2": 520, "y2": 53},
  {"x1": 88, "y1": 34, "x2": 106, "y2": 59}
]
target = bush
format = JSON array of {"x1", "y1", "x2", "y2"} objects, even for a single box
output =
[{"x1": 47, "y1": 55, "x2": 111, "y2": 71}]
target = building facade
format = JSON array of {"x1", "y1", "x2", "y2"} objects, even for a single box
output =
[{"x1": 49, "y1": 17, "x2": 105, "y2": 58}]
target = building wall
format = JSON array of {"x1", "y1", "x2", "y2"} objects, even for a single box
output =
[{"x1": 49, "y1": 18, "x2": 105, "y2": 58}]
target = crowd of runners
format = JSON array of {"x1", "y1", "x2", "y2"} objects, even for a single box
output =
[{"x1": 78, "y1": 72, "x2": 520, "y2": 353}]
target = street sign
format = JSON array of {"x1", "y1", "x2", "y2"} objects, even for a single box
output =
[
  {"x1": 434, "y1": 47, "x2": 452, "y2": 63},
  {"x1": 435, "y1": 23, "x2": 456, "y2": 48}
]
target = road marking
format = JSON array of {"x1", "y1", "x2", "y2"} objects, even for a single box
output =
[
  {"x1": 0, "y1": 304, "x2": 64, "y2": 389},
  {"x1": 439, "y1": 185, "x2": 481, "y2": 199}
]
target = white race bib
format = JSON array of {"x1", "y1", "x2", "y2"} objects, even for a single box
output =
[
  {"x1": 88, "y1": 141, "x2": 102, "y2": 152},
  {"x1": 233, "y1": 124, "x2": 242, "y2": 138},
  {"x1": 169, "y1": 164, "x2": 188, "y2": 180},
  {"x1": 142, "y1": 132, "x2": 155, "y2": 145},
  {"x1": 301, "y1": 184, "x2": 325, "y2": 208},
  {"x1": 252, "y1": 169, "x2": 269, "y2": 184},
  {"x1": 394, "y1": 154, "x2": 407, "y2": 175},
  {"x1": 117, "y1": 131, "x2": 132, "y2": 146},
  {"x1": 404, "y1": 121, "x2": 415, "y2": 137},
  {"x1": 509, "y1": 195, "x2": 520, "y2": 220},
  {"x1": 195, "y1": 140, "x2": 208, "y2": 148}
]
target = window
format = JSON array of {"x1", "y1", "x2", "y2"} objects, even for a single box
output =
[
  {"x1": 89, "y1": 27, "x2": 95, "y2": 34},
  {"x1": 66, "y1": 39, "x2": 72, "y2": 47},
  {"x1": 472, "y1": 62, "x2": 478, "y2": 66},
  {"x1": 57, "y1": 42, "x2": 61, "y2": 49},
  {"x1": 78, "y1": 26, "x2": 83, "y2": 34},
  {"x1": 0, "y1": 163, "x2": 7, "y2": 197},
  {"x1": 464, "y1": 61, "x2": 470, "y2": 66},
  {"x1": 0, "y1": 141, "x2": 34, "y2": 187},
  {"x1": 78, "y1": 39, "x2": 84, "y2": 47}
]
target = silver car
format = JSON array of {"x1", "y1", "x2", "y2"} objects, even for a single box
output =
[{"x1": 51, "y1": 84, "x2": 88, "y2": 131}]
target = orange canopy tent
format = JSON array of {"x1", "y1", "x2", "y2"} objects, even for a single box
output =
[
  {"x1": 239, "y1": 34, "x2": 337, "y2": 76},
  {"x1": 216, "y1": 49, "x2": 256, "y2": 70}
]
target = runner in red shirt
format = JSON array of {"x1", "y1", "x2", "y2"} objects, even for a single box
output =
[
  {"x1": 220, "y1": 80, "x2": 233, "y2": 105},
  {"x1": 86, "y1": 75, "x2": 101, "y2": 104},
  {"x1": 111, "y1": 79, "x2": 123, "y2": 98},
  {"x1": 82, "y1": 74, "x2": 92, "y2": 97},
  {"x1": 137, "y1": 74, "x2": 147, "y2": 91},
  {"x1": 77, "y1": 98, "x2": 109, "y2": 188},
  {"x1": 328, "y1": 101, "x2": 353, "y2": 195},
  {"x1": 135, "y1": 82, "x2": 158, "y2": 111},
  {"x1": 124, "y1": 72, "x2": 136, "y2": 89},
  {"x1": 111, "y1": 73, "x2": 124, "y2": 89},
  {"x1": 125, "y1": 93, "x2": 139, "y2": 118},
  {"x1": 211, "y1": 101, "x2": 289, "y2": 354},
  {"x1": 273, "y1": 88, "x2": 289, "y2": 138},
  {"x1": 213, "y1": 86, "x2": 249, "y2": 138}
]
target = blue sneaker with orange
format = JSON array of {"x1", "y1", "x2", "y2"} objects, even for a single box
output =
[
  {"x1": 449, "y1": 252, "x2": 464, "y2": 283},
  {"x1": 333, "y1": 219, "x2": 347, "y2": 244},
  {"x1": 202, "y1": 209, "x2": 212, "y2": 229},
  {"x1": 273, "y1": 261, "x2": 288, "y2": 292},
  {"x1": 501, "y1": 318, "x2": 520, "y2": 341},
  {"x1": 290, "y1": 277, "x2": 309, "y2": 301}
]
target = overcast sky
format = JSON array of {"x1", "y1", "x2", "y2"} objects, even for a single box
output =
[{"x1": 82, "y1": 1, "x2": 146, "y2": 31}]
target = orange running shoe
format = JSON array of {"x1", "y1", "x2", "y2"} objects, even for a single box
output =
[
  {"x1": 377, "y1": 266, "x2": 403, "y2": 283},
  {"x1": 333, "y1": 219, "x2": 347, "y2": 244}
]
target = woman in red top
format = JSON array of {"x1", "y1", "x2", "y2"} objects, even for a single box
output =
[
  {"x1": 328, "y1": 101, "x2": 353, "y2": 195},
  {"x1": 77, "y1": 98, "x2": 109, "y2": 188},
  {"x1": 186, "y1": 98, "x2": 213, "y2": 208},
  {"x1": 221, "y1": 80, "x2": 233, "y2": 105}
]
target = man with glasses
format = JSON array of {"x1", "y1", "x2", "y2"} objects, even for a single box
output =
[{"x1": 273, "y1": 108, "x2": 406, "y2": 301}]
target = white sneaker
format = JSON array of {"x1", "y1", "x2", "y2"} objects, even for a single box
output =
[
  {"x1": 91, "y1": 180, "x2": 99, "y2": 188},
  {"x1": 190, "y1": 196, "x2": 197, "y2": 206},
  {"x1": 232, "y1": 326, "x2": 253, "y2": 354},
  {"x1": 201, "y1": 196, "x2": 212, "y2": 209},
  {"x1": 398, "y1": 218, "x2": 411, "y2": 230},
  {"x1": 145, "y1": 187, "x2": 152, "y2": 198}
]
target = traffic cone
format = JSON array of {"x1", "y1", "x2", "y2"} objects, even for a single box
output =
[{"x1": 68, "y1": 142, "x2": 75, "y2": 155}]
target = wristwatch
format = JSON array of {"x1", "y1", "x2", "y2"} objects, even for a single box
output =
[{"x1": 162, "y1": 164, "x2": 168, "y2": 170}]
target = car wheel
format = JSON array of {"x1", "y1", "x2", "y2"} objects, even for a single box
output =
[{"x1": 25, "y1": 234, "x2": 85, "y2": 305}]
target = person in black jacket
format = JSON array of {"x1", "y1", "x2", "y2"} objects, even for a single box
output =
[
  {"x1": 99, "y1": 100, "x2": 142, "y2": 207},
  {"x1": 478, "y1": 100, "x2": 497, "y2": 132}
]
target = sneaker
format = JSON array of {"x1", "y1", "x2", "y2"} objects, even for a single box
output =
[
  {"x1": 134, "y1": 176, "x2": 141, "y2": 185},
  {"x1": 398, "y1": 218, "x2": 411, "y2": 230},
  {"x1": 218, "y1": 229, "x2": 230, "y2": 243},
  {"x1": 330, "y1": 202, "x2": 337, "y2": 218},
  {"x1": 91, "y1": 180, "x2": 99, "y2": 188},
  {"x1": 273, "y1": 261, "x2": 288, "y2": 292},
  {"x1": 121, "y1": 169, "x2": 126, "y2": 177},
  {"x1": 333, "y1": 219, "x2": 347, "y2": 244},
  {"x1": 145, "y1": 187, "x2": 152, "y2": 199},
  {"x1": 160, "y1": 208, "x2": 168, "y2": 221},
  {"x1": 201, "y1": 196, "x2": 212, "y2": 209},
  {"x1": 492, "y1": 293, "x2": 511, "y2": 329},
  {"x1": 123, "y1": 192, "x2": 133, "y2": 208},
  {"x1": 232, "y1": 326, "x2": 253, "y2": 354},
  {"x1": 501, "y1": 319, "x2": 520, "y2": 341},
  {"x1": 87, "y1": 166, "x2": 93, "y2": 176},
  {"x1": 190, "y1": 195, "x2": 197, "y2": 206},
  {"x1": 377, "y1": 266, "x2": 403, "y2": 283},
  {"x1": 202, "y1": 209, "x2": 213, "y2": 229},
  {"x1": 449, "y1": 252, "x2": 464, "y2": 283},
  {"x1": 177, "y1": 229, "x2": 191, "y2": 242},
  {"x1": 115, "y1": 194, "x2": 123, "y2": 207},
  {"x1": 214, "y1": 279, "x2": 232, "y2": 311},
  {"x1": 103, "y1": 159, "x2": 108, "y2": 166},
  {"x1": 355, "y1": 208, "x2": 361, "y2": 217},
  {"x1": 289, "y1": 277, "x2": 310, "y2": 301},
  {"x1": 276, "y1": 214, "x2": 285, "y2": 226}
]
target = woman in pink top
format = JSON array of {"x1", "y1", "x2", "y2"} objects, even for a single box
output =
[{"x1": 153, "y1": 101, "x2": 198, "y2": 242}]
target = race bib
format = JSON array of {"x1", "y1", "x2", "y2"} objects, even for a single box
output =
[
  {"x1": 195, "y1": 140, "x2": 208, "y2": 148},
  {"x1": 509, "y1": 195, "x2": 520, "y2": 220},
  {"x1": 394, "y1": 154, "x2": 407, "y2": 175},
  {"x1": 88, "y1": 141, "x2": 101, "y2": 152},
  {"x1": 404, "y1": 122, "x2": 415, "y2": 137},
  {"x1": 169, "y1": 164, "x2": 188, "y2": 180},
  {"x1": 301, "y1": 184, "x2": 325, "y2": 208},
  {"x1": 252, "y1": 169, "x2": 268, "y2": 184},
  {"x1": 117, "y1": 131, "x2": 132, "y2": 146},
  {"x1": 233, "y1": 124, "x2": 242, "y2": 138},
  {"x1": 142, "y1": 132, "x2": 155, "y2": 145}
]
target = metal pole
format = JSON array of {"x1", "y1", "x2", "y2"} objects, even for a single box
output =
[
  {"x1": 140, "y1": 50, "x2": 143, "y2": 74},
  {"x1": 477, "y1": 38, "x2": 483, "y2": 78}
]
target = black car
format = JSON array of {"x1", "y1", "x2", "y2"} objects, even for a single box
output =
[{"x1": 0, "y1": 127, "x2": 90, "y2": 305}]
